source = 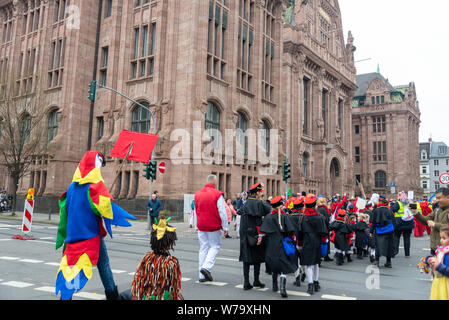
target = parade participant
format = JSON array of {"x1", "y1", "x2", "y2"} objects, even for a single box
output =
[
  {"x1": 260, "y1": 196, "x2": 298, "y2": 298},
  {"x1": 364, "y1": 202, "x2": 376, "y2": 261},
  {"x1": 189, "y1": 199, "x2": 196, "y2": 229},
  {"x1": 131, "y1": 216, "x2": 183, "y2": 300},
  {"x1": 195, "y1": 175, "x2": 229, "y2": 283},
  {"x1": 423, "y1": 225, "x2": 449, "y2": 300},
  {"x1": 55, "y1": 151, "x2": 137, "y2": 300},
  {"x1": 390, "y1": 191, "x2": 415, "y2": 258},
  {"x1": 417, "y1": 201, "x2": 432, "y2": 237},
  {"x1": 331, "y1": 193, "x2": 347, "y2": 220},
  {"x1": 289, "y1": 197, "x2": 304, "y2": 286},
  {"x1": 316, "y1": 197, "x2": 333, "y2": 262},
  {"x1": 345, "y1": 213, "x2": 357, "y2": 261},
  {"x1": 237, "y1": 182, "x2": 271, "y2": 290},
  {"x1": 412, "y1": 188, "x2": 449, "y2": 256},
  {"x1": 235, "y1": 192, "x2": 247, "y2": 236},
  {"x1": 298, "y1": 194, "x2": 328, "y2": 295},
  {"x1": 354, "y1": 214, "x2": 370, "y2": 260},
  {"x1": 329, "y1": 210, "x2": 353, "y2": 266},
  {"x1": 224, "y1": 199, "x2": 236, "y2": 238},
  {"x1": 370, "y1": 195, "x2": 396, "y2": 268}
]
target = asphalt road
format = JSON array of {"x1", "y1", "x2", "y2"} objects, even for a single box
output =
[{"x1": 0, "y1": 215, "x2": 433, "y2": 300}]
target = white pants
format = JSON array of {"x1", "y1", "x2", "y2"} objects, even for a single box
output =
[
  {"x1": 198, "y1": 230, "x2": 222, "y2": 279},
  {"x1": 235, "y1": 215, "x2": 241, "y2": 237},
  {"x1": 306, "y1": 264, "x2": 319, "y2": 284}
]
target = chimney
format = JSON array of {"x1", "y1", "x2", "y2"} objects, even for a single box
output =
[{"x1": 429, "y1": 137, "x2": 432, "y2": 142}]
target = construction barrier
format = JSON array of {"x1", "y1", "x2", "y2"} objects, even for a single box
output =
[{"x1": 12, "y1": 189, "x2": 36, "y2": 241}]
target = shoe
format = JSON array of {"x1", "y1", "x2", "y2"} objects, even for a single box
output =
[
  {"x1": 363, "y1": 250, "x2": 369, "y2": 258},
  {"x1": 105, "y1": 286, "x2": 119, "y2": 300},
  {"x1": 323, "y1": 255, "x2": 334, "y2": 262},
  {"x1": 405, "y1": 256, "x2": 411, "y2": 259},
  {"x1": 301, "y1": 273, "x2": 306, "y2": 282},
  {"x1": 373, "y1": 260, "x2": 379, "y2": 267},
  {"x1": 225, "y1": 234, "x2": 232, "y2": 238},
  {"x1": 384, "y1": 262, "x2": 392, "y2": 268},
  {"x1": 243, "y1": 283, "x2": 253, "y2": 290},
  {"x1": 272, "y1": 276, "x2": 279, "y2": 292},
  {"x1": 280, "y1": 277, "x2": 287, "y2": 298},
  {"x1": 253, "y1": 280, "x2": 265, "y2": 288},
  {"x1": 357, "y1": 255, "x2": 363, "y2": 260},
  {"x1": 199, "y1": 278, "x2": 207, "y2": 283},
  {"x1": 307, "y1": 283, "x2": 314, "y2": 295},
  {"x1": 313, "y1": 281, "x2": 321, "y2": 292},
  {"x1": 346, "y1": 254, "x2": 353, "y2": 263},
  {"x1": 370, "y1": 255, "x2": 375, "y2": 263},
  {"x1": 336, "y1": 253, "x2": 343, "y2": 266},
  {"x1": 200, "y1": 268, "x2": 213, "y2": 282},
  {"x1": 293, "y1": 275, "x2": 301, "y2": 287}
]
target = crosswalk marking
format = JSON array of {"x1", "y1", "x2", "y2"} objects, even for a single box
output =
[
  {"x1": 216, "y1": 257, "x2": 239, "y2": 262},
  {"x1": 235, "y1": 284, "x2": 269, "y2": 292},
  {"x1": 195, "y1": 281, "x2": 227, "y2": 287},
  {"x1": 44, "y1": 262, "x2": 61, "y2": 267},
  {"x1": 0, "y1": 256, "x2": 19, "y2": 260},
  {"x1": 111, "y1": 269, "x2": 127, "y2": 274},
  {"x1": 19, "y1": 259, "x2": 44, "y2": 264},
  {"x1": 0, "y1": 239, "x2": 11, "y2": 241},
  {"x1": 286, "y1": 290, "x2": 310, "y2": 297},
  {"x1": 34, "y1": 286, "x2": 55, "y2": 293},
  {"x1": 74, "y1": 292, "x2": 105, "y2": 300},
  {"x1": 321, "y1": 294, "x2": 357, "y2": 300},
  {"x1": 0, "y1": 281, "x2": 34, "y2": 288},
  {"x1": 182, "y1": 278, "x2": 192, "y2": 282},
  {"x1": 128, "y1": 272, "x2": 135, "y2": 276},
  {"x1": 40, "y1": 237, "x2": 55, "y2": 240}
]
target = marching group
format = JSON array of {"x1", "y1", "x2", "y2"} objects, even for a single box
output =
[{"x1": 193, "y1": 175, "x2": 449, "y2": 300}]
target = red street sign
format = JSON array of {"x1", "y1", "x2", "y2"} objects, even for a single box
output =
[
  {"x1": 439, "y1": 172, "x2": 449, "y2": 185},
  {"x1": 159, "y1": 162, "x2": 166, "y2": 174}
]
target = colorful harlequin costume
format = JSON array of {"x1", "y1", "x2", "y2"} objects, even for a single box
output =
[
  {"x1": 55, "y1": 151, "x2": 137, "y2": 300},
  {"x1": 424, "y1": 245, "x2": 449, "y2": 300},
  {"x1": 131, "y1": 216, "x2": 183, "y2": 300}
]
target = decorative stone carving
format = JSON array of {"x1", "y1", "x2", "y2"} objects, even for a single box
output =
[{"x1": 316, "y1": 118, "x2": 324, "y2": 141}]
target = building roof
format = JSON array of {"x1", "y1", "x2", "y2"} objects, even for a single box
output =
[
  {"x1": 355, "y1": 72, "x2": 397, "y2": 97},
  {"x1": 420, "y1": 142, "x2": 430, "y2": 155},
  {"x1": 430, "y1": 141, "x2": 449, "y2": 158}
]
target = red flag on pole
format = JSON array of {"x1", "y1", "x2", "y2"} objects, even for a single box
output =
[{"x1": 110, "y1": 130, "x2": 159, "y2": 163}]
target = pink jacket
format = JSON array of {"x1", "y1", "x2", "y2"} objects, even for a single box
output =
[{"x1": 225, "y1": 203, "x2": 236, "y2": 222}]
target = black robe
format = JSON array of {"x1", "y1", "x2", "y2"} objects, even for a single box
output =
[
  {"x1": 369, "y1": 205, "x2": 396, "y2": 258},
  {"x1": 260, "y1": 211, "x2": 298, "y2": 274},
  {"x1": 353, "y1": 221, "x2": 369, "y2": 249},
  {"x1": 238, "y1": 198, "x2": 271, "y2": 264},
  {"x1": 329, "y1": 219, "x2": 353, "y2": 252},
  {"x1": 298, "y1": 210, "x2": 328, "y2": 266}
]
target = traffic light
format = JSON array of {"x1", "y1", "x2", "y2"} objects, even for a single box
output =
[
  {"x1": 149, "y1": 160, "x2": 157, "y2": 180},
  {"x1": 282, "y1": 162, "x2": 291, "y2": 181},
  {"x1": 88, "y1": 80, "x2": 98, "y2": 102},
  {"x1": 143, "y1": 162, "x2": 151, "y2": 180}
]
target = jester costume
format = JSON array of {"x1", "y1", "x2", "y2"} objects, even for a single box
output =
[
  {"x1": 131, "y1": 216, "x2": 183, "y2": 300},
  {"x1": 425, "y1": 245, "x2": 449, "y2": 300},
  {"x1": 55, "y1": 151, "x2": 137, "y2": 300}
]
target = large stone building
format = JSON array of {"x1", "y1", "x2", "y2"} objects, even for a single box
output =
[
  {"x1": 351, "y1": 72, "x2": 421, "y2": 199},
  {"x1": 0, "y1": 0, "x2": 357, "y2": 217}
]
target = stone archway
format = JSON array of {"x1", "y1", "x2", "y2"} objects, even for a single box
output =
[{"x1": 330, "y1": 157, "x2": 343, "y2": 195}]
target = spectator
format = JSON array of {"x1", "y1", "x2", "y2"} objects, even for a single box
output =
[
  {"x1": 412, "y1": 188, "x2": 449, "y2": 255},
  {"x1": 224, "y1": 199, "x2": 236, "y2": 238},
  {"x1": 194, "y1": 175, "x2": 229, "y2": 282},
  {"x1": 146, "y1": 192, "x2": 162, "y2": 228},
  {"x1": 390, "y1": 191, "x2": 415, "y2": 258}
]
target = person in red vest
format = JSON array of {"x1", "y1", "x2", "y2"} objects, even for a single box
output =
[{"x1": 194, "y1": 174, "x2": 229, "y2": 283}]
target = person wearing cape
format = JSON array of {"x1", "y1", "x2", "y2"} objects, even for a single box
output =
[
  {"x1": 329, "y1": 209, "x2": 354, "y2": 266},
  {"x1": 55, "y1": 151, "x2": 137, "y2": 300},
  {"x1": 297, "y1": 194, "x2": 328, "y2": 295},
  {"x1": 288, "y1": 197, "x2": 305, "y2": 287},
  {"x1": 260, "y1": 196, "x2": 298, "y2": 298},
  {"x1": 237, "y1": 182, "x2": 271, "y2": 290},
  {"x1": 131, "y1": 216, "x2": 183, "y2": 300}
]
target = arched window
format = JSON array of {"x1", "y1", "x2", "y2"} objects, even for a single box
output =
[
  {"x1": 261, "y1": 120, "x2": 270, "y2": 156},
  {"x1": 331, "y1": 158, "x2": 340, "y2": 177},
  {"x1": 205, "y1": 101, "x2": 221, "y2": 148},
  {"x1": 47, "y1": 109, "x2": 58, "y2": 144},
  {"x1": 375, "y1": 170, "x2": 387, "y2": 189},
  {"x1": 303, "y1": 153, "x2": 309, "y2": 179},
  {"x1": 131, "y1": 101, "x2": 150, "y2": 133},
  {"x1": 236, "y1": 112, "x2": 248, "y2": 155},
  {"x1": 19, "y1": 113, "x2": 32, "y2": 143}
]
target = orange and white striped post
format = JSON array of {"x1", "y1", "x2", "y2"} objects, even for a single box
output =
[{"x1": 13, "y1": 188, "x2": 36, "y2": 240}]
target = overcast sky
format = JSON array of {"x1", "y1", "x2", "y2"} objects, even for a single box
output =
[{"x1": 339, "y1": 0, "x2": 449, "y2": 146}]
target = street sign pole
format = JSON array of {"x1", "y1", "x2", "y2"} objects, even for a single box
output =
[{"x1": 285, "y1": 145, "x2": 289, "y2": 199}]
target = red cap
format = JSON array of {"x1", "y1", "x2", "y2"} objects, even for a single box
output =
[
  {"x1": 293, "y1": 197, "x2": 303, "y2": 206},
  {"x1": 304, "y1": 194, "x2": 317, "y2": 205},
  {"x1": 270, "y1": 195, "x2": 283, "y2": 208},
  {"x1": 337, "y1": 209, "x2": 346, "y2": 217},
  {"x1": 249, "y1": 182, "x2": 264, "y2": 193}
]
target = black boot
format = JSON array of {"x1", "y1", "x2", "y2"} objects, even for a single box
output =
[
  {"x1": 280, "y1": 276, "x2": 287, "y2": 298},
  {"x1": 384, "y1": 258, "x2": 392, "y2": 268},
  {"x1": 272, "y1": 273, "x2": 279, "y2": 292},
  {"x1": 357, "y1": 248, "x2": 363, "y2": 260},
  {"x1": 293, "y1": 275, "x2": 301, "y2": 287},
  {"x1": 313, "y1": 281, "x2": 321, "y2": 292},
  {"x1": 243, "y1": 263, "x2": 253, "y2": 290},
  {"x1": 265, "y1": 263, "x2": 272, "y2": 275},
  {"x1": 323, "y1": 255, "x2": 334, "y2": 262},
  {"x1": 105, "y1": 286, "x2": 119, "y2": 300},
  {"x1": 346, "y1": 253, "x2": 353, "y2": 262},
  {"x1": 336, "y1": 253, "x2": 343, "y2": 266},
  {"x1": 253, "y1": 263, "x2": 265, "y2": 288},
  {"x1": 301, "y1": 272, "x2": 306, "y2": 282},
  {"x1": 307, "y1": 283, "x2": 314, "y2": 295},
  {"x1": 363, "y1": 249, "x2": 369, "y2": 257},
  {"x1": 373, "y1": 258, "x2": 379, "y2": 267}
]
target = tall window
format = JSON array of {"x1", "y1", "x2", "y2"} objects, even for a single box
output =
[
  {"x1": 207, "y1": 1, "x2": 228, "y2": 80},
  {"x1": 321, "y1": 89, "x2": 327, "y2": 136},
  {"x1": 54, "y1": 0, "x2": 66, "y2": 22},
  {"x1": 97, "y1": 116, "x2": 104, "y2": 140},
  {"x1": 261, "y1": 121, "x2": 270, "y2": 156},
  {"x1": 262, "y1": 1, "x2": 276, "y2": 101},
  {"x1": 303, "y1": 153, "x2": 309, "y2": 179},
  {"x1": 23, "y1": 1, "x2": 42, "y2": 35},
  {"x1": 47, "y1": 110, "x2": 58, "y2": 144},
  {"x1": 374, "y1": 170, "x2": 387, "y2": 189},
  {"x1": 338, "y1": 98, "x2": 343, "y2": 129},
  {"x1": 236, "y1": 112, "x2": 248, "y2": 155},
  {"x1": 100, "y1": 46, "x2": 108, "y2": 86},
  {"x1": 20, "y1": 114, "x2": 32, "y2": 143},
  {"x1": 48, "y1": 38, "x2": 65, "y2": 88},
  {"x1": 435, "y1": 170, "x2": 440, "y2": 177},
  {"x1": 422, "y1": 180, "x2": 428, "y2": 190},
  {"x1": 422, "y1": 166, "x2": 427, "y2": 174},
  {"x1": 354, "y1": 125, "x2": 360, "y2": 135},
  {"x1": 205, "y1": 102, "x2": 221, "y2": 149},
  {"x1": 2, "y1": 11, "x2": 13, "y2": 43},
  {"x1": 237, "y1": 0, "x2": 254, "y2": 91},
  {"x1": 354, "y1": 146, "x2": 360, "y2": 163},
  {"x1": 302, "y1": 78, "x2": 309, "y2": 135},
  {"x1": 434, "y1": 159, "x2": 439, "y2": 166},
  {"x1": 373, "y1": 141, "x2": 387, "y2": 162},
  {"x1": 131, "y1": 22, "x2": 156, "y2": 79},
  {"x1": 105, "y1": 0, "x2": 113, "y2": 18},
  {"x1": 372, "y1": 115, "x2": 386, "y2": 133},
  {"x1": 131, "y1": 102, "x2": 150, "y2": 133}
]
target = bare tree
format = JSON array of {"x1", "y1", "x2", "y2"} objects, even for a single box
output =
[{"x1": 0, "y1": 75, "x2": 48, "y2": 214}]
